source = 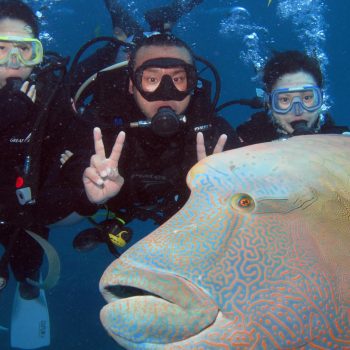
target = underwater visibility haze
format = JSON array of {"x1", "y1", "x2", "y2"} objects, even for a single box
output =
[{"x1": 0, "y1": 0, "x2": 349, "y2": 349}]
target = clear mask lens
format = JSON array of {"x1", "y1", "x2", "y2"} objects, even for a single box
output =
[
  {"x1": 271, "y1": 86, "x2": 323, "y2": 115},
  {"x1": 0, "y1": 36, "x2": 43, "y2": 67},
  {"x1": 131, "y1": 57, "x2": 197, "y2": 101},
  {"x1": 140, "y1": 66, "x2": 189, "y2": 93}
]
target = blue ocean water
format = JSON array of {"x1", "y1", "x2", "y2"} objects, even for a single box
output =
[{"x1": 0, "y1": 1, "x2": 349, "y2": 349}]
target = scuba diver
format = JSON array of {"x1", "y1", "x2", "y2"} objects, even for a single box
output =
[
  {"x1": 65, "y1": 0, "x2": 236, "y2": 254},
  {"x1": 235, "y1": 51, "x2": 349, "y2": 145},
  {"x1": 0, "y1": 0, "x2": 75, "y2": 300},
  {"x1": 63, "y1": 30, "x2": 241, "y2": 254},
  {"x1": 71, "y1": 0, "x2": 204, "y2": 96}
]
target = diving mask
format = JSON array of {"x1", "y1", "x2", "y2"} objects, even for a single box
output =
[
  {"x1": 270, "y1": 85, "x2": 323, "y2": 115},
  {"x1": 130, "y1": 57, "x2": 197, "y2": 101},
  {"x1": 0, "y1": 36, "x2": 43, "y2": 68}
]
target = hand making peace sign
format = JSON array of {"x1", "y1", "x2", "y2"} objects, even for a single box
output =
[
  {"x1": 196, "y1": 132, "x2": 228, "y2": 161},
  {"x1": 83, "y1": 128, "x2": 227, "y2": 204},
  {"x1": 83, "y1": 127, "x2": 125, "y2": 204}
]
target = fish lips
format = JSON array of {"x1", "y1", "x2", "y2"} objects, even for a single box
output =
[{"x1": 99, "y1": 259, "x2": 219, "y2": 346}]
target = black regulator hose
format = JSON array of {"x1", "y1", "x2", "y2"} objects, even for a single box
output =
[
  {"x1": 194, "y1": 54, "x2": 221, "y2": 116},
  {"x1": 215, "y1": 96, "x2": 264, "y2": 113}
]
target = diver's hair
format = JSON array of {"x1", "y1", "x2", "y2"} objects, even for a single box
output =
[
  {"x1": 128, "y1": 33, "x2": 195, "y2": 71},
  {"x1": 263, "y1": 50, "x2": 323, "y2": 92},
  {"x1": 0, "y1": 0, "x2": 39, "y2": 37}
]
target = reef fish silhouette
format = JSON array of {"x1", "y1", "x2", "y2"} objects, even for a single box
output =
[{"x1": 100, "y1": 135, "x2": 350, "y2": 349}]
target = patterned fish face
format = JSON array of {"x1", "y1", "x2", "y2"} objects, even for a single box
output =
[{"x1": 100, "y1": 135, "x2": 350, "y2": 349}]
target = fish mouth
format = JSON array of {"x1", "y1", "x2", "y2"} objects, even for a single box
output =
[{"x1": 99, "y1": 258, "x2": 219, "y2": 346}]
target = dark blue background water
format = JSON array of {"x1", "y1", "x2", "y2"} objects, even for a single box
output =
[
  {"x1": 40, "y1": 0, "x2": 349, "y2": 127},
  {"x1": 0, "y1": 1, "x2": 349, "y2": 349}
]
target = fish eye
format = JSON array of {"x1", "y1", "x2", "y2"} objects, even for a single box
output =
[{"x1": 230, "y1": 193, "x2": 255, "y2": 212}]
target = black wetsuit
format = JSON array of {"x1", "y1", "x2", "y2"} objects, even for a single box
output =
[
  {"x1": 0, "y1": 58, "x2": 76, "y2": 283},
  {"x1": 236, "y1": 111, "x2": 349, "y2": 146},
  {"x1": 63, "y1": 67, "x2": 240, "y2": 225}
]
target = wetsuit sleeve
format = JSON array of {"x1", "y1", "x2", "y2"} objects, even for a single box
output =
[
  {"x1": 60, "y1": 142, "x2": 92, "y2": 187},
  {"x1": 54, "y1": 109, "x2": 99, "y2": 217},
  {"x1": 236, "y1": 111, "x2": 277, "y2": 146},
  {"x1": 204, "y1": 115, "x2": 241, "y2": 152},
  {"x1": 32, "y1": 85, "x2": 98, "y2": 222},
  {"x1": 0, "y1": 88, "x2": 35, "y2": 128},
  {"x1": 320, "y1": 113, "x2": 350, "y2": 134}
]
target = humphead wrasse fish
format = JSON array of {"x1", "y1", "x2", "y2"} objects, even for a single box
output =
[{"x1": 100, "y1": 135, "x2": 350, "y2": 349}]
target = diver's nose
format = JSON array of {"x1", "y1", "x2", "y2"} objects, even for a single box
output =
[
  {"x1": 292, "y1": 102, "x2": 304, "y2": 116},
  {"x1": 8, "y1": 53, "x2": 21, "y2": 69}
]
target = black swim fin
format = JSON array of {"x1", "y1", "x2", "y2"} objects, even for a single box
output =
[{"x1": 72, "y1": 228, "x2": 104, "y2": 252}]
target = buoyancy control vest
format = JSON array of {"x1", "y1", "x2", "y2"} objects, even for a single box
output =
[
  {"x1": 76, "y1": 67, "x2": 221, "y2": 224},
  {"x1": 0, "y1": 52, "x2": 69, "y2": 217}
]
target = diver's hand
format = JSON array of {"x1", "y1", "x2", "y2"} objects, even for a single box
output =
[
  {"x1": 196, "y1": 132, "x2": 227, "y2": 161},
  {"x1": 83, "y1": 127, "x2": 125, "y2": 204},
  {"x1": 20, "y1": 81, "x2": 36, "y2": 103}
]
